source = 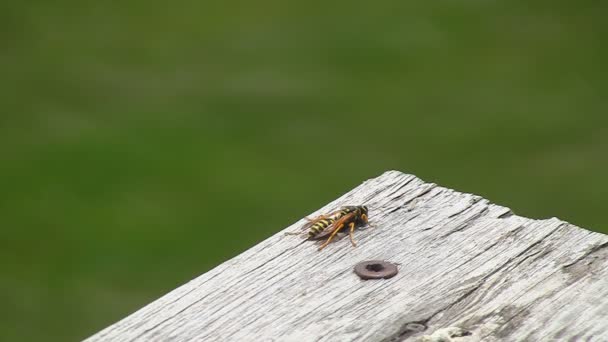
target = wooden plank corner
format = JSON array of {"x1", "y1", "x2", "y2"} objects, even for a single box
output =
[{"x1": 85, "y1": 170, "x2": 608, "y2": 342}]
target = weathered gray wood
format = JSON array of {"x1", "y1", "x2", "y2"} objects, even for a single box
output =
[{"x1": 85, "y1": 171, "x2": 608, "y2": 342}]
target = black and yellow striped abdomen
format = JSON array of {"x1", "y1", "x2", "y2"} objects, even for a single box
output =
[
  {"x1": 307, "y1": 206, "x2": 361, "y2": 238},
  {"x1": 308, "y1": 218, "x2": 335, "y2": 238}
]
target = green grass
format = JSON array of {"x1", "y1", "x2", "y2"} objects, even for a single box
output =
[{"x1": 1, "y1": 1, "x2": 607, "y2": 340}]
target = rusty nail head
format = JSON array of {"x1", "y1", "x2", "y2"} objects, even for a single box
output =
[{"x1": 354, "y1": 260, "x2": 398, "y2": 280}]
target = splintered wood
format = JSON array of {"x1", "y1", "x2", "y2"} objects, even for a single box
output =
[{"x1": 85, "y1": 171, "x2": 608, "y2": 342}]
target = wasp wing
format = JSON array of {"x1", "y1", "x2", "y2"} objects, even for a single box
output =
[{"x1": 309, "y1": 212, "x2": 357, "y2": 240}]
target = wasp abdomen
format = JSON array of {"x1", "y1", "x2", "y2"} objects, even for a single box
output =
[{"x1": 308, "y1": 218, "x2": 335, "y2": 238}]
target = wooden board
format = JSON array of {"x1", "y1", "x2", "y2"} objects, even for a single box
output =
[{"x1": 85, "y1": 171, "x2": 608, "y2": 342}]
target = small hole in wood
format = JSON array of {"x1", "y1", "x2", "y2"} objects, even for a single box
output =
[{"x1": 366, "y1": 263, "x2": 385, "y2": 272}]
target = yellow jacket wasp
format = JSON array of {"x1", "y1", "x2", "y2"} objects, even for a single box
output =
[{"x1": 288, "y1": 205, "x2": 372, "y2": 251}]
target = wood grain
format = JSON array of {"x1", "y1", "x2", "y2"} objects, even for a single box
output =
[{"x1": 85, "y1": 171, "x2": 608, "y2": 342}]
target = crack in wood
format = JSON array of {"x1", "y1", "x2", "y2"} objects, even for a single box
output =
[
  {"x1": 497, "y1": 210, "x2": 514, "y2": 219},
  {"x1": 439, "y1": 206, "x2": 490, "y2": 238},
  {"x1": 562, "y1": 240, "x2": 608, "y2": 269},
  {"x1": 386, "y1": 184, "x2": 438, "y2": 215}
]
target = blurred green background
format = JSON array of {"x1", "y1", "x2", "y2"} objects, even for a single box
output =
[{"x1": 2, "y1": 1, "x2": 607, "y2": 340}]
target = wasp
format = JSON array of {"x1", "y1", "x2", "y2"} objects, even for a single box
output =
[{"x1": 289, "y1": 205, "x2": 371, "y2": 251}]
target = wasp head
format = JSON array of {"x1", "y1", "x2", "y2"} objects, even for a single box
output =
[{"x1": 359, "y1": 205, "x2": 369, "y2": 224}]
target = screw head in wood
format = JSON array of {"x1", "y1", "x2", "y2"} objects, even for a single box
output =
[{"x1": 354, "y1": 260, "x2": 398, "y2": 280}]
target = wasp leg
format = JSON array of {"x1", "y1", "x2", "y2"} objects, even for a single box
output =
[
  {"x1": 348, "y1": 222, "x2": 357, "y2": 247},
  {"x1": 360, "y1": 214, "x2": 374, "y2": 228},
  {"x1": 318, "y1": 223, "x2": 345, "y2": 251}
]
